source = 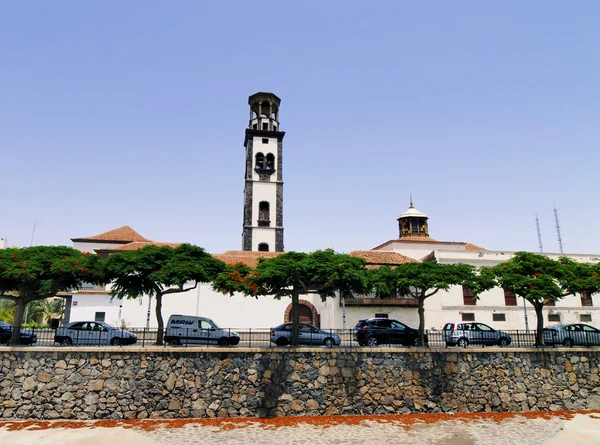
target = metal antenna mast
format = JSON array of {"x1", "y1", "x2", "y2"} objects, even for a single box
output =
[
  {"x1": 553, "y1": 206, "x2": 564, "y2": 253},
  {"x1": 535, "y1": 214, "x2": 543, "y2": 252},
  {"x1": 30, "y1": 218, "x2": 37, "y2": 246}
]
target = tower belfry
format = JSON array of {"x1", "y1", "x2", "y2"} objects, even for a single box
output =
[
  {"x1": 397, "y1": 195, "x2": 430, "y2": 238},
  {"x1": 242, "y1": 92, "x2": 285, "y2": 252}
]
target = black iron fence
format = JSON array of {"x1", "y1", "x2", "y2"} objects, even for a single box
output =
[{"x1": 2, "y1": 325, "x2": 600, "y2": 348}]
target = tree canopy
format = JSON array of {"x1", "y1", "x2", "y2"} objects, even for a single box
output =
[
  {"x1": 0, "y1": 246, "x2": 106, "y2": 345},
  {"x1": 493, "y1": 252, "x2": 600, "y2": 345},
  {"x1": 105, "y1": 243, "x2": 225, "y2": 344},
  {"x1": 383, "y1": 261, "x2": 491, "y2": 345},
  {"x1": 214, "y1": 249, "x2": 370, "y2": 345}
]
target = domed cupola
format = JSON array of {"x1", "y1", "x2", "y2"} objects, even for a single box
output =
[{"x1": 397, "y1": 195, "x2": 429, "y2": 238}]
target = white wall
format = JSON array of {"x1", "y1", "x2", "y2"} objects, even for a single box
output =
[
  {"x1": 70, "y1": 294, "x2": 122, "y2": 326},
  {"x1": 72, "y1": 241, "x2": 124, "y2": 253}
]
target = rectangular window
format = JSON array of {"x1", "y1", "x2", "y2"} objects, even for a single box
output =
[
  {"x1": 94, "y1": 312, "x2": 105, "y2": 322},
  {"x1": 462, "y1": 286, "x2": 476, "y2": 305},
  {"x1": 548, "y1": 313, "x2": 560, "y2": 322},
  {"x1": 503, "y1": 289, "x2": 517, "y2": 306},
  {"x1": 461, "y1": 313, "x2": 475, "y2": 321},
  {"x1": 262, "y1": 138, "x2": 268, "y2": 144},
  {"x1": 545, "y1": 300, "x2": 556, "y2": 307},
  {"x1": 374, "y1": 313, "x2": 388, "y2": 319},
  {"x1": 581, "y1": 292, "x2": 593, "y2": 307},
  {"x1": 262, "y1": 122, "x2": 269, "y2": 130},
  {"x1": 580, "y1": 314, "x2": 592, "y2": 322},
  {"x1": 492, "y1": 313, "x2": 506, "y2": 322}
]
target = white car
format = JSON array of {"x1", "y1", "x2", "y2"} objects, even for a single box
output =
[
  {"x1": 54, "y1": 321, "x2": 137, "y2": 346},
  {"x1": 164, "y1": 314, "x2": 240, "y2": 346}
]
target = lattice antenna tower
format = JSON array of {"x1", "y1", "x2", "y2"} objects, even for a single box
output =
[
  {"x1": 553, "y1": 205, "x2": 564, "y2": 253},
  {"x1": 535, "y1": 214, "x2": 543, "y2": 252}
]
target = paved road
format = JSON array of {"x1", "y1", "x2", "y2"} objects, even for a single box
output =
[{"x1": 2, "y1": 412, "x2": 600, "y2": 445}]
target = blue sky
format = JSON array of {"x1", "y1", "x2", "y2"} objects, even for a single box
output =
[{"x1": 1, "y1": 1, "x2": 598, "y2": 255}]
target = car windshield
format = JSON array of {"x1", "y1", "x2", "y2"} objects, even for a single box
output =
[
  {"x1": 208, "y1": 319, "x2": 221, "y2": 329},
  {"x1": 0, "y1": 321, "x2": 10, "y2": 328},
  {"x1": 98, "y1": 322, "x2": 115, "y2": 330}
]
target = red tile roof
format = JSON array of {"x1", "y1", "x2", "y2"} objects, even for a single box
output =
[
  {"x1": 213, "y1": 251, "x2": 283, "y2": 267},
  {"x1": 349, "y1": 250, "x2": 417, "y2": 265},
  {"x1": 94, "y1": 241, "x2": 181, "y2": 254},
  {"x1": 372, "y1": 238, "x2": 485, "y2": 251},
  {"x1": 72, "y1": 226, "x2": 151, "y2": 244},
  {"x1": 465, "y1": 243, "x2": 487, "y2": 251}
]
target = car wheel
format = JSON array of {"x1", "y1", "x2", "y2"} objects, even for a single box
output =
[
  {"x1": 61, "y1": 337, "x2": 73, "y2": 346},
  {"x1": 169, "y1": 338, "x2": 181, "y2": 346},
  {"x1": 218, "y1": 337, "x2": 230, "y2": 347},
  {"x1": 562, "y1": 338, "x2": 574, "y2": 347},
  {"x1": 499, "y1": 337, "x2": 510, "y2": 347},
  {"x1": 323, "y1": 338, "x2": 335, "y2": 347},
  {"x1": 367, "y1": 336, "x2": 378, "y2": 347},
  {"x1": 457, "y1": 338, "x2": 469, "y2": 348},
  {"x1": 275, "y1": 337, "x2": 289, "y2": 347},
  {"x1": 110, "y1": 337, "x2": 122, "y2": 346}
]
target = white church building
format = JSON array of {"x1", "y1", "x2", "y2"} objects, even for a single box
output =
[{"x1": 61, "y1": 92, "x2": 600, "y2": 332}]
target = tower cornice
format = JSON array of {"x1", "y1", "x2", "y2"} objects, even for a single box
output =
[{"x1": 244, "y1": 129, "x2": 285, "y2": 147}]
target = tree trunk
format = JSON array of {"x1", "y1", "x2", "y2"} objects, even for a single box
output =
[
  {"x1": 533, "y1": 301, "x2": 545, "y2": 346},
  {"x1": 10, "y1": 299, "x2": 27, "y2": 346},
  {"x1": 418, "y1": 296, "x2": 426, "y2": 347},
  {"x1": 155, "y1": 293, "x2": 164, "y2": 345},
  {"x1": 291, "y1": 290, "x2": 300, "y2": 346}
]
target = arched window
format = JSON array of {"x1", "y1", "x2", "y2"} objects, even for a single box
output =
[
  {"x1": 258, "y1": 243, "x2": 269, "y2": 252},
  {"x1": 255, "y1": 152, "x2": 265, "y2": 169},
  {"x1": 265, "y1": 153, "x2": 275, "y2": 171},
  {"x1": 258, "y1": 201, "x2": 270, "y2": 226}
]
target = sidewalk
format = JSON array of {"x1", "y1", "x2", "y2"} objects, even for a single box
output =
[{"x1": 1, "y1": 411, "x2": 600, "y2": 445}]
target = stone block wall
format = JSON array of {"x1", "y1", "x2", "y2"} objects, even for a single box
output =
[{"x1": 1, "y1": 347, "x2": 599, "y2": 420}]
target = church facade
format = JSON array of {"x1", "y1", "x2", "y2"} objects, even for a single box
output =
[{"x1": 62, "y1": 92, "x2": 600, "y2": 333}]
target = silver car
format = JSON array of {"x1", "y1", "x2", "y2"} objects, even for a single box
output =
[
  {"x1": 54, "y1": 321, "x2": 137, "y2": 346},
  {"x1": 443, "y1": 321, "x2": 512, "y2": 347},
  {"x1": 270, "y1": 323, "x2": 341, "y2": 347},
  {"x1": 543, "y1": 323, "x2": 600, "y2": 347}
]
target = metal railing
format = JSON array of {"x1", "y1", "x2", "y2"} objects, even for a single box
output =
[{"x1": 2, "y1": 325, "x2": 600, "y2": 349}]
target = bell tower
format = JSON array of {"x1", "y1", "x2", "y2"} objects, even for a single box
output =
[
  {"x1": 397, "y1": 195, "x2": 430, "y2": 238},
  {"x1": 242, "y1": 92, "x2": 285, "y2": 252}
]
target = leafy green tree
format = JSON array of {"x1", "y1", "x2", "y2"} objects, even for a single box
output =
[
  {"x1": 491, "y1": 252, "x2": 598, "y2": 346},
  {"x1": 557, "y1": 258, "x2": 600, "y2": 303},
  {"x1": 0, "y1": 299, "x2": 15, "y2": 324},
  {"x1": 214, "y1": 249, "x2": 370, "y2": 345},
  {"x1": 26, "y1": 298, "x2": 64, "y2": 326},
  {"x1": 391, "y1": 261, "x2": 490, "y2": 346},
  {"x1": 0, "y1": 246, "x2": 106, "y2": 345},
  {"x1": 105, "y1": 244, "x2": 225, "y2": 345}
]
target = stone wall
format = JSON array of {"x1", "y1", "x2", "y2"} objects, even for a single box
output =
[{"x1": 1, "y1": 347, "x2": 599, "y2": 420}]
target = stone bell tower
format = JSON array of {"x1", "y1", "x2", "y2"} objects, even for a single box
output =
[{"x1": 241, "y1": 92, "x2": 285, "y2": 252}]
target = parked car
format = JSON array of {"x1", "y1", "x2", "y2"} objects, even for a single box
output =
[
  {"x1": 0, "y1": 321, "x2": 38, "y2": 345},
  {"x1": 443, "y1": 321, "x2": 511, "y2": 347},
  {"x1": 54, "y1": 321, "x2": 137, "y2": 346},
  {"x1": 543, "y1": 323, "x2": 600, "y2": 347},
  {"x1": 164, "y1": 315, "x2": 240, "y2": 346},
  {"x1": 354, "y1": 318, "x2": 427, "y2": 347},
  {"x1": 270, "y1": 322, "x2": 341, "y2": 347}
]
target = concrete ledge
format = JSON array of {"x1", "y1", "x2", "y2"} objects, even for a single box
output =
[{"x1": 1, "y1": 345, "x2": 598, "y2": 353}]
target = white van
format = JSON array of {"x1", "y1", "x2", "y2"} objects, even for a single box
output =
[{"x1": 164, "y1": 315, "x2": 240, "y2": 347}]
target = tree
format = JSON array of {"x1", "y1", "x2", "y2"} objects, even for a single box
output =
[
  {"x1": 390, "y1": 261, "x2": 490, "y2": 346},
  {"x1": 558, "y1": 258, "x2": 600, "y2": 303},
  {"x1": 214, "y1": 249, "x2": 370, "y2": 345},
  {"x1": 0, "y1": 299, "x2": 15, "y2": 324},
  {"x1": 26, "y1": 298, "x2": 64, "y2": 326},
  {"x1": 105, "y1": 244, "x2": 225, "y2": 345},
  {"x1": 0, "y1": 246, "x2": 106, "y2": 345},
  {"x1": 492, "y1": 252, "x2": 584, "y2": 346}
]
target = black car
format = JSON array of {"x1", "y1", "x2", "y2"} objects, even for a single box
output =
[
  {"x1": 0, "y1": 321, "x2": 38, "y2": 345},
  {"x1": 355, "y1": 318, "x2": 427, "y2": 347}
]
